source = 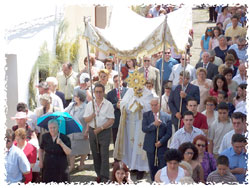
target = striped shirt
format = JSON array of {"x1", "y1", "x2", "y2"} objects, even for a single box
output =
[
  {"x1": 207, "y1": 170, "x2": 237, "y2": 184},
  {"x1": 170, "y1": 126, "x2": 204, "y2": 149}
]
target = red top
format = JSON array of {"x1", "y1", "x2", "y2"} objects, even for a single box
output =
[
  {"x1": 121, "y1": 66, "x2": 128, "y2": 80},
  {"x1": 180, "y1": 112, "x2": 208, "y2": 129},
  {"x1": 234, "y1": 60, "x2": 240, "y2": 67},
  {"x1": 14, "y1": 141, "x2": 37, "y2": 184},
  {"x1": 209, "y1": 88, "x2": 231, "y2": 101}
]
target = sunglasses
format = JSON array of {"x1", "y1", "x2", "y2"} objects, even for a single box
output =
[
  {"x1": 184, "y1": 152, "x2": 194, "y2": 155},
  {"x1": 144, "y1": 60, "x2": 150, "y2": 62},
  {"x1": 196, "y1": 144, "x2": 206, "y2": 148},
  {"x1": 206, "y1": 103, "x2": 214, "y2": 106}
]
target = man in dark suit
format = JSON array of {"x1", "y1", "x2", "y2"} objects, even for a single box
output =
[
  {"x1": 142, "y1": 97, "x2": 172, "y2": 181},
  {"x1": 138, "y1": 55, "x2": 161, "y2": 95},
  {"x1": 107, "y1": 75, "x2": 128, "y2": 145},
  {"x1": 195, "y1": 51, "x2": 218, "y2": 80},
  {"x1": 168, "y1": 71, "x2": 200, "y2": 132}
]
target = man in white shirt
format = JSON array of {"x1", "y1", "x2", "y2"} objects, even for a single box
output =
[
  {"x1": 5, "y1": 129, "x2": 30, "y2": 184},
  {"x1": 56, "y1": 63, "x2": 78, "y2": 107},
  {"x1": 169, "y1": 54, "x2": 196, "y2": 86},
  {"x1": 170, "y1": 111, "x2": 204, "y2": 149},
  {"x1": 232, "y1": 63, "x2": 247, "y2": 85},
  {"x1": 219, "y1": 112, "x2": 246, "y2": 154},
  {"x1": 84, "y1": 83, "x2": 114, "y2": 183}
]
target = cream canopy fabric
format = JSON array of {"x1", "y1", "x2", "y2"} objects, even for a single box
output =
[{"x1": 83, "y1": 5, "x2": 192, "y2": 59}]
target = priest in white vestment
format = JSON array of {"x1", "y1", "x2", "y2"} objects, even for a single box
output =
[{"x1": 113, "y1": 87, "x2": 154, "y2": 180}]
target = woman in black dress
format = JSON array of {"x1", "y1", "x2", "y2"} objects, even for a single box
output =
[{"x1": 38, "y1": 119, "x2": 71, "y2": 183}]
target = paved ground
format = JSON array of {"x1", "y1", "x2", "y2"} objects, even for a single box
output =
[{"x1": 70, "y1": 7, "x2": 214, "y2": 184}]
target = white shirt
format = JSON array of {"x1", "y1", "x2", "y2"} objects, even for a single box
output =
[
  {"x1": 37, "y1": 93, "x2": 64, "y2": 111},
  {"x1": 56, "y1": 71, "x2": 78, "y2": 100},
  {"x1": 232, "y1": 74, "x2": 247, "y2": 85},
  {"x1": 94, "y1": 59, "x2": 105, "y2": 69},
  {"x1": 83, "y1": 98, "x2": 114, "y2": 128},
  {"x1": 27, "y1": 110, "x2": 37, "y2": 131},
  {"x1": 168, "y1": 64, "x2": 196, "y2": 86},
  {"x1": 218, "y1": 130, "x2": 245, "y2": 154},
  {"x1": 160, "y1": 166, "x2": 185, "y2": 184},
  {"x1": 170, "y1": 126, "x2": 204, "y2": 149}
]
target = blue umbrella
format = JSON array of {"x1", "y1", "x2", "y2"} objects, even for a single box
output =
[{"x1": 37, "y1": 111, "x2": 82, "y2": 135}]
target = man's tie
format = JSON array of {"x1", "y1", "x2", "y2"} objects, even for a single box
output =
[
  {"x1": 145, "y1": 68, "x2": 149, "y2": 80},
  {"x1": 117, "y1": 89, "x2": 120, "y2": 99},
  {"x1": 203, "y1": 64, "x2": 207, "y2": 69},
  {"x1": 154, "y1": 113, "x2": 158, "y2": 120}
]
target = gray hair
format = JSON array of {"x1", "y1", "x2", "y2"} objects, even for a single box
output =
[
  {"x1": 46, "y1": 77, "x2": 58, "y2": 86},
  {"x1": 208, "y1": 49, "x2": 216, "y2": 57},
  {"x1": 202, "y1": 51, "x2": 211, "y2": 58},
  {"x1": 150, "y1": 97, "x2": 160, "y2": 104},
  {"x1": 238, "y1": 37, "x2": 246, "y2": 43},
  {"x1": 48, "y1": 119, "x2": 59, "y2": 127},
  {"x1": 74, "y1": 89, "x2": 87, "y2": 102},
  {"x1": 218, "y1": 35, "x2": 227, "y2": 41}
]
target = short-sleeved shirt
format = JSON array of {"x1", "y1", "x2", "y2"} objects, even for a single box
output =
[
  {"x1": 83, "y1": 98, "x2": 114, "y2": 128},
  {"x1": 207, "y1": 169, "x2": 237, "y2": 184},
  {"x1": 220, "y1": 147, "x2": 247, "y2": 183},
  {"x1": 170, "y1": 126, "x2": 205, "y2": 149},
  {"x1": 208, "y1": 119, "x2": 233, "y2": 155},
  {"x1": 5, "y1": 145, "x2": 30, "y2": 183},
  {"x1": 156, "y1": 58, "x2": 178, "y2": 82},
  {"x1": 13, "y1": 141, "x2": 37, "y2": 183},
  {"x1": 180, "y1": 112, "x2": 208, "y2": 130}
]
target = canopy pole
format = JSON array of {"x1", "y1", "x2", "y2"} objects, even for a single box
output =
[
  {"x1": 116, "y1": 55, "x2": 121, "y2": 100},
  {"x1": 155, "y1": 15, "x2": 168, "y2": 167},
  {"x1": 84, "y1": 16, "x2": 99, "y2": 153},
  {"x1": 177, "y1": 48, "x2": 188, "y2": 130}
]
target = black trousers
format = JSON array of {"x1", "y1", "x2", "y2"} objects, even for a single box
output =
[
  {"x1": 146, "y1": 152, "x2": 165, "y2": 182},
  {"x1": 209, "y1": 6, "x2": 217, "y2": 22}
]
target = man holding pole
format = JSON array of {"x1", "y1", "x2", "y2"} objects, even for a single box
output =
[
  {"x1": 142, "y1": 97, "x2": 172, "y2": 181},
  {"x1": 84, "y1": 83, "x2": 115, "y2": 183},
  {"x1": 168, "y1": 71, "x2": 200, "y2": 132}
]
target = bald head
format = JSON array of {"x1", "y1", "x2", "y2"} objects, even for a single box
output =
[{"x1": 238, "y1": 64, "x2": 246, "y2": 77}]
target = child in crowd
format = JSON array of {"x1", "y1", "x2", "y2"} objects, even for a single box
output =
[{"x1": 207, "y1": 155, "x2": 237, "y2": 184}]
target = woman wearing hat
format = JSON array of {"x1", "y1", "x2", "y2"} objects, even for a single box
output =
[
  {"x1": 64, "y1": 89, "x2": 90, "y2": 172},
  {"x1": 12, "y1": 112, "x2": 34, "y2": 141}
]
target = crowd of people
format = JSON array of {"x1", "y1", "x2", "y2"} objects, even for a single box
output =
[{"x1": 4, "y1": 4, "x2": 248, "y2": 185}]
